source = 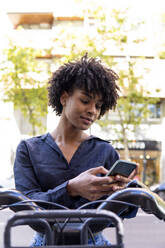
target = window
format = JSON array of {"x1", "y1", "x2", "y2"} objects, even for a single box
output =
[
  {"x1": 148, "y1": 103, "x2": 161, "y2": 119},
  {"x1": 19, "y1": 23, "x2": 52, "y2": 29},
  {"x1": 107, "y1": 102, "x2": 161, "y2": 122}
]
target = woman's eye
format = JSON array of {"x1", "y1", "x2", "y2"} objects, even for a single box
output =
[
  {"x1": 96, "y1": 104, "x2": 102, "y2": 109},
  {"x1": 81, "y1": 99, "x2": 89, "y2": 104}
]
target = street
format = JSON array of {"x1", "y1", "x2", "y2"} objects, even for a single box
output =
[
  {"x1": 0, "y1": 209, "x2": 165, "y2": 247},
  {"x1": 104, "y1": 210, "x2": 165, "y2": 248}
]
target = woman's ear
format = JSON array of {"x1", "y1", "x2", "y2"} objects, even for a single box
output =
[{"x1": 60, "y1": 91, "x2": 69, "y2": 107}]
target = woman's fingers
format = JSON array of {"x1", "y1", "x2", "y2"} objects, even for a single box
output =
[
  {"x1": 67, "y1": 167, "x2": 132, "y2": 201},
  {"x1": 129, "y1": 163, "x2": 139, "y2": 179},
  {"x1": 114, "y1": 175, "x2": 131, "y2": 183},
  {"x1": 88, "y1": 166, "x2": 109, "y2": 175}
]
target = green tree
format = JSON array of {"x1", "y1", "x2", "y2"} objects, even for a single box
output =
[
  {"x1": 99, "y1": 61, "x2": 160, "y2": 159},
  {"x1": 158, "y1": 12, "x2": 165, "y2": 59},
  {"x1": 52, "y1": 3, "x2": 160, "y2": 159},
  {"x1": 0, "y1": 42, "x2": 48, "y2": 135}
]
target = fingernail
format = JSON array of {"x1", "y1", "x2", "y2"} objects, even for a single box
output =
[{"x1": 112, "y1": 186, "x2": 116, "y2": 191}]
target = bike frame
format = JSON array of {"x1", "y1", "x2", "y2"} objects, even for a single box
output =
[{"x1": 4, "y1": 209, "x2": 124, "y2": 248}]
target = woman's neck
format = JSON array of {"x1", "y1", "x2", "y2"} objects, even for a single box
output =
[{"x1": 51, "y1": 119, "x2": 89, "y2": 145}]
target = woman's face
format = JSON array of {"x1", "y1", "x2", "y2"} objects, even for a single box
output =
[{"x1": 61, "y1": 89, "x2": 103, "y2": 130}]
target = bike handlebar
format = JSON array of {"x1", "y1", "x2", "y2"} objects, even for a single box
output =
[
  {"x1": 1, "y1": 181, "x2": 165, "y2": 234},
  {"x1": 98, "y1": 181, "x2": 165, "y2": 221},
  {"x1": 0, "y1": 181, "x2": 165, "y2": 247},
  {"x1": 1, "y1": 182, "x2": 165, "y2": 220},
  {"x1": 0, "y1": 187, "x2": 41, "y2": 212}
]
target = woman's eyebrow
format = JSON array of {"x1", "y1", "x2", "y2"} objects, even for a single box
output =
[
  {"x1": 81, "y1": 90, "x2": 89, "y2": 95},
  {"x1": 81, "y1": 92, "x2": 92, "y2": 98}
]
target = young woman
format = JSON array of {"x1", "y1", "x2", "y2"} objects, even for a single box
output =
[{"x1": 14, "y1": 55, "x2": 137, "y2": 246}]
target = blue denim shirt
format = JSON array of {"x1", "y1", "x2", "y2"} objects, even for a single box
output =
[{"x1": 14, "y1": 133, "x2": 119, "y2": 209}]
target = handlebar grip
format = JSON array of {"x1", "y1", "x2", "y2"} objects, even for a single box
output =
[
  {"x1": 0, "y1": 188, "x2": 44, "y2": 232},
  {"x1": 0, "y1": 188, "x2": 41, "y2": 212},
  {"x1": 98, "y1": 186, "x2": 165, "y2": 220}
]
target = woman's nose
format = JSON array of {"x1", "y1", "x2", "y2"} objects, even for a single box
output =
[{"x1": 87, "y1": 103, "x2": 97, "y2": 115}]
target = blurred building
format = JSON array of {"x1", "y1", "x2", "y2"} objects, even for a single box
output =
[{"x1": 1, "y1": 1, "x2": 165, "y2": 185}]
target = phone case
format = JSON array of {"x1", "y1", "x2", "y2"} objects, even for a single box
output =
[{"x1": 106, "y1": 160, "x2": 137, "y2": 177}]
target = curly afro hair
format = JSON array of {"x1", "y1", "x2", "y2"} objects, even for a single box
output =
[{"x1": 48, "y1": 54, "x2": 120, "y2": 117}]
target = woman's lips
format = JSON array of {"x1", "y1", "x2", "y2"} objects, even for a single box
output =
[{"x1": 80, "y1": 116, "x2": 93, "y2": 125}]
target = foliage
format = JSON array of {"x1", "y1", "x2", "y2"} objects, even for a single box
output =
[
  {"x1": 99, "y1": 61, "x2": 160, "y2": 159},
  {"x1": 0, "y1": 42, "x2": 48, "y2": 135},
  {"x1": 117, "y1": 62, "x2": 158, "y2": 127},
  {"x1": 157, "y1": 13, "x2": 165, "y2": 59},
  {"x1": 52, "y1": 3, "x2": 159, "y2": 159},
  {"x1": 158, "y1": 50, "x2": 165, "y2": 59}
]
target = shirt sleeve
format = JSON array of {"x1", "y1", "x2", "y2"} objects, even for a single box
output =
[{"x1": 14, "y1": 140, "x2": 79, "y2": 209}]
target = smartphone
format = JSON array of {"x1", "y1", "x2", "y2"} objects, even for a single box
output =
[{"x1": 106, "y1": 159, "x2": 137, "y2": 177}]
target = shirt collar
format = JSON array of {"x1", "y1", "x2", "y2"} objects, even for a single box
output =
[{"x1": 41, "y1": 132, "x2": 110, "y2": 145}]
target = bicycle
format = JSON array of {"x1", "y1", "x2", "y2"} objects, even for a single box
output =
[{"x1": 1, "y1": 180, "x2": 165, "y2": 248}]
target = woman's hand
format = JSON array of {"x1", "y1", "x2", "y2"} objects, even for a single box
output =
[
  {"x1": 128, "y1": 162, "x2": 139, "y2": 179},
  {"x1": 109, "y1": 163, "x2": 139, "y2": 192},
  {"x1": 67, "y1": 166, "x2": 131, "y2": 201}
]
